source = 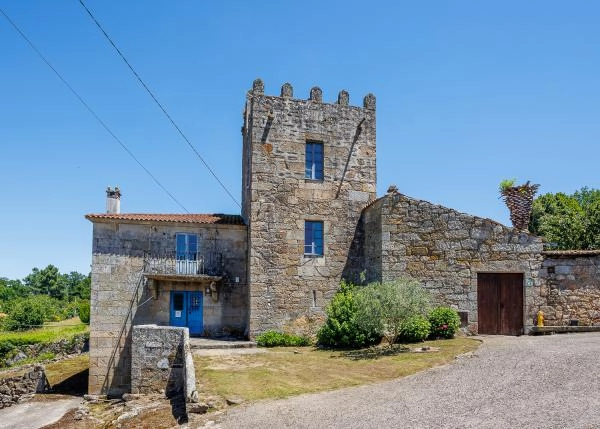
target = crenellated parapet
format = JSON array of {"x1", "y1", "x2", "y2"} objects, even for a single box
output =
[{"x1": 248, "y1": 78, "x2": 375, "y2": 110}]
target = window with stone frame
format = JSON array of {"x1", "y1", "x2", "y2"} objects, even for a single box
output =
[
  {"x1": 305, "y1": 141, "x2": 324, "y2": 180},
  {"x1": 304, "y1": 220, "x2": 324, "y2": 256}
]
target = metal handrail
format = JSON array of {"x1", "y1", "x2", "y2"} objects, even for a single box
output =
[{"x1": 144, "y1": 251, "x2": 223, "y2": 276}]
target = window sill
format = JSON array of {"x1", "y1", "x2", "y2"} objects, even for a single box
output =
[
  {"x1": 304, "y1": 178, "x2": 324, "y2": 184},
  {"x1": 303, "y1": 254, "x2": 324, "y2": 258}
]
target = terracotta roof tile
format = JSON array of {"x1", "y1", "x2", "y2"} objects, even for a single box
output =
[{"x1": 85, "y1": 213, "x2": 245, "y2": 225}]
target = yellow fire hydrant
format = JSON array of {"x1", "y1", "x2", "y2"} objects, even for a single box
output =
[{"x1": 537, "y1": 310, "x2": 544, "y2": 327}]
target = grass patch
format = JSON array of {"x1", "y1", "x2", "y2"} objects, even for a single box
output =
[
  {"x1": 0, "y1": 318, "x2": 88, "y2": 345},
  {"x1": 195, "y1": 338, "x2": 479, "y2": 402},
  {"x1": 0, "y1": 317, "x2": 89, "y2": 369},
  {"x1": 45, "y1": 354, "x2": 89, "y2": 394}
]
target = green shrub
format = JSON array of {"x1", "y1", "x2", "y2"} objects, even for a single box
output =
[
  {"x1": 59, "y1": 300, "x2": 81, "y2": 320},
  {"x1": 428, "y1": 307, "x2": 461, "y2": 339},
  {"x1": 398, "y1": 315, "x2": 431, "y2": 343},
  {"x1": 2, "y1": 295, "x2": 69, "y2": 331},
  {"x1": 3, "y1": 296, "x2": 52, "y2": 331},
  {"x1": 355, "y1": 278, "x2": 431, "y2": 346},
  {"x1": 317, "y1": 282, "x2": 381, "y2": 348},
  {"x1": 256, "y1": 331, "x2": 311, "y2": 347},
  {"x1": 0, "y1": 340, "x2": 16, "y2": 357},
  {"x1": 78, "y1": 301, "x2": 90, "y2": 324}
]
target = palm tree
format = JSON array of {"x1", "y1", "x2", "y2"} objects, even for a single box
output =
[{"x1": 500, "y1": 180, "x2": 540, "y2": 230}]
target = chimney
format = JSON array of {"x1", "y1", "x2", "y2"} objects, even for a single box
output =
[{"x1": 106, "y1": 186, "x2": 121, "y2": 214}]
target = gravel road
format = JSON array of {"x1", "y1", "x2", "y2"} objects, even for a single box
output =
[{"x1": 212, "y1": 333, "x2": 600, "y2": 428}]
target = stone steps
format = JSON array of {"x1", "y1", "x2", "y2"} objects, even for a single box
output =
[{"x1": 188, "y1": 338, "x2": 257, "y2": 350}]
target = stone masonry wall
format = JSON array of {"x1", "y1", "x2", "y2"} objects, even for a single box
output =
[
  {"x1": 538, "y1": 252, "x2": 600, "y2": 326},
  {"x1": 242, "y1": 80, "x2": 377, "y2": 336},
  {"x1": 130, "y1": 325, "x2": 197, "y2": 402},
  {"x1": 88, "y1": 219, "x2": 247, "y2": 396},
  {"x1": 361, "y1": 192, "x2": 544, "y2": 332},
  {"x1": 0, "y1": 365, "x2": 48, "y2": 409}
]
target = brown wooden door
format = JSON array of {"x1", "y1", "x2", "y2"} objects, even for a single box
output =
[{"x1": 477, "y1": 273, "x2": 524, "y2": 335}]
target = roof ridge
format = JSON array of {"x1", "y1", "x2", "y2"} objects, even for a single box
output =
[{"x1": 85, "y1": 213, "x2": 245, "y2": 225}]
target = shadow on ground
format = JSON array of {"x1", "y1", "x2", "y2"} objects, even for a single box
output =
[
  {"x1": 48, "y1": 369, "x2": 88, "y2": 396},
  {"x1": 340, "y1": 345, "x2": 410, "y2": 360}
]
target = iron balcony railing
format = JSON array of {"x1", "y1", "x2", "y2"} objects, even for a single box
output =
[{"x1": 144, "y1": 251, "x2": 223, "y2": 277}]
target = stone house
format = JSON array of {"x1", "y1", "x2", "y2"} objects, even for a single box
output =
[
  {"x1": 86, "y1": 211, "x2": 246, "y2": 394},
  {"x1": 86, "y1": 79, "x2": 599, "y2": 396}
]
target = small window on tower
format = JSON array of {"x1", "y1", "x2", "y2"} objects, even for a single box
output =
[
  {"x1": 305, "y1": 141, "x2": 324, "y2": 180},
  {"x1": 304, "y1": 220, "x2": 324, "y2": 256}
]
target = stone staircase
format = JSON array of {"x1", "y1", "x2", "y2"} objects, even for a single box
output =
[{"x1": 188, "y1": 338, "x2": 256, "y2": 350}]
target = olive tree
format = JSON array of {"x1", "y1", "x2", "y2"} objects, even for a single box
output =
[{"x1": 355, "y1": 278, "x2": 431, "y2": 346}]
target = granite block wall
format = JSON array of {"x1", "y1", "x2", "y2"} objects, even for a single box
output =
[
  {"x1": 360, "y1": 192, "x2": 545, "y2": 332},
  {"x1": 241, "y1": 80, "x2": 377, "y2": 336},
  {"x1": 538, "y1": 252, "x2": 600, "y2": 326}
]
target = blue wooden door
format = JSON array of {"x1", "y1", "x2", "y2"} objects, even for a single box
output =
[
  {"x1": 187, "y1": 292, "x2": 203, "y2": 336},
  {"x1": 170, "y1": 291, "x2": 187, "y2": 327},
  {"x1": 169, "y1": 291, "x2": 203, "y2": 335}
]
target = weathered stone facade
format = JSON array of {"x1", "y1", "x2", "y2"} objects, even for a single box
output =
[
  {"x1": 357, "y1": 192, "x2": 545, "y2": 333},
  {"x1": 87, "y1": 215, "x2": 246, "y2": 396},
  {"x1": 538, "y1": 251, "x2": 600, "y2": 326},
  {"x1": 241, "y1": 79, "x2": 377, "y2": 335}
]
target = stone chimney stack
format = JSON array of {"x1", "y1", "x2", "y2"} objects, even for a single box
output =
[{"x1": 106, "y1": 186, "x2": 121, "y2": 214}]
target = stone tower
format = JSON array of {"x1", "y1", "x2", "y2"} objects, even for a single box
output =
[{"x1": 241, "y1": 79, "x2": 377, "y2": 336}]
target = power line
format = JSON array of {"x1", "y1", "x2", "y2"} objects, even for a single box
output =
[
  {"x1": 0, "y1": 7, "x2": 190, "y2": 213},
  {"x1": 78, "y1": 0, "x2": 242, "y2": 209}
]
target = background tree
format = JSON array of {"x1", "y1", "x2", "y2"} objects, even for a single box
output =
[
  {"x1": 1, "y1": 266, "x2": 91, "y2": 331},
  {"x1": 60, "y1": 271, "x2": 91, "y2": 300},
  {"x1": 23, "y1": 264, "x2": 61, "y2": 298},
  {"x1": 529, "y1": 187, "x2": 600, "y2": 249},
  {"x1": 0, "y1": 278, "x2": 28, "y2": 303}
]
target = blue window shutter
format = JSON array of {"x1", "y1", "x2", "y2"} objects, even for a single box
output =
[
  {"x1": 176, "y1": 234, "x2": 186, "y2": 260},
  {"x1": 188, "y1": 234, "x2": 198, "y2": 260},
  {"x1": 314, "y1": 222, "x2": 323, "y2": 254}
]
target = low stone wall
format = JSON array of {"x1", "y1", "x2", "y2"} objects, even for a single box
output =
[
  {"x1": 1, "y1": 333, "x2": 89, "y2": 368},
  {"x1": 539, "y1": 252, "x2": 600, "y2": 326},
  {"x1": 131, "y1": 325, "x2": 197, "y2": 403},
  {"x1": 0, "y1": 365, "x2": 48, "y2": 408}
]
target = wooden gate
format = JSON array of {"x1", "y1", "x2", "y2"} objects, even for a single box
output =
[{"x1": 477, "y1": 273, "x2": 524, "y2": 335}]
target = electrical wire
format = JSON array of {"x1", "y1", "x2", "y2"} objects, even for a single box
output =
[
  {"x1": 78, "y1": 0, "x2": 241, "y2": 209},
  {"x1": 0, "y1": 7, "x2": 190, "y2": 213}
]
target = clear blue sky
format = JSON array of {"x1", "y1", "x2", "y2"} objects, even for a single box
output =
[{"x1": 1, "y1": 1, "x2": 599, "y2": 280}]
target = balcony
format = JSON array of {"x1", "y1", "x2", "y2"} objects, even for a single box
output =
[{"x1": 144, "y1": 251, "x2": 223, "y2": 282}]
